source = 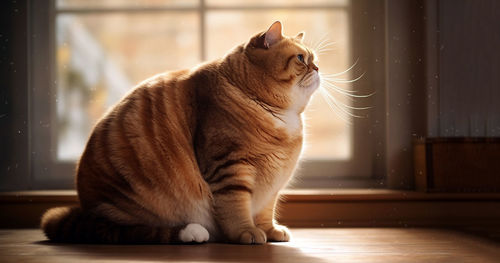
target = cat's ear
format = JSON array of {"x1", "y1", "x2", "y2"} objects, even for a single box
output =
[
  {"x1": 264, "y1": 21, "x2": 283, "y2": 48},
  {"x1": 258, "y1": 21, "x2": 283, "y2": 49},
  {"x1": 295, "y1": 32, "x2": 305, "y2": 42}
]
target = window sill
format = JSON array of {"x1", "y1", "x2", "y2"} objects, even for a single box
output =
[{"x1": 1, "y1": 190, "x2": 500, "y2": 228}]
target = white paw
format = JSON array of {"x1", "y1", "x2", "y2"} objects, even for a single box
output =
[{"x1": 178, "y1": 223, "x2": 210, "y2": 243}]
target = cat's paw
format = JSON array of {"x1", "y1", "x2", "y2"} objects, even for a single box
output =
[
  {"x1": 266, "y1": 225, "x2": 291, "y2": 242},
  {"x1": 178, "y1": 223, "x2": 210, "y2": 243},
  {"x1": 238, "y1": 227, "x2": 267, "y2": 244}
]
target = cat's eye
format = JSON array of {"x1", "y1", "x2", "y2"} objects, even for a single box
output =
[{"x1": 297, "y1": 54, "x2": 305, "y2": 63}]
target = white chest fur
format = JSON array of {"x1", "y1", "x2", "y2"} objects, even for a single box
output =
[
  {"x1": 252, "y1": 105, "x2": 303, "y2": 217},
  {"x1": 274, "y1": 109, "x2": 302, "y2": 135}
]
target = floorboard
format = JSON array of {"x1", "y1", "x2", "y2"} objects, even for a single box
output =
[{"x1": 0, "y1": 228, "x2": 499, "y2": 262}]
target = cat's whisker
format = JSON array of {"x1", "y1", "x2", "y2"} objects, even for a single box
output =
[
  {"x1": 321, "y1": 78, "x2": 359, "y2": 88},
  {"x1": 321, "y1": 89, "x2": 371, "y2": 110},
  {"x1": 322, "y1": 58, "x2": 359, "y2": 77},
  {"x1": 320, "y1": 79, "x2": 357, "y2": 94},
  {"x1": 319, "y1": 68, "x2": 374, "y2": 120},
  {"x1": 310, "y1": 37, "x2": 321, "y2": 51},
  {"x1": 320, "y1": 85, "x2": 357, "y2": 104},
  {"x1": 320, "y1": 73, "x2": 373, "y2": 99},
  {"x1": 314, "y1": 37, "x2": 334, "y2": 54},
  {"x1": 319, "y1": 89, "x2": 353, "y2": 124},
  {"x1": 343, "y1": 104, "x2": 372, "y2": 110},
  {"x1": 317, "y1": 48, "x2": 335, "y2": 55},
  {"x1": 320, "y1": 91, "x2": 359, "y2": 123},
  {"x1": 321, "y1": 71, "x2": 366, "y2": 84},
  {"x1": 320, "y1": 76, "x2": 360, "y2": 86},
  {"x1": 315, "y1": 42, "x2": 336, "y2": 56},
  {"x1": 312, "y1": 34, "x2": 330, "y2": 51},
  {"x1": 322, "y1": 83, "x2": 375, "y2": 98},
  {"x1": 323, "y1": 86, "x2": 358, "y2": 101},
  {"x1": 315, "y1": 36, "x2": 334, "y2": 48},
  {"x1": 316, "y1": 41, "x2": 337, "y2": 52},
  {"x1": 321, "y1": 80, "x2": 358, "y2": 95},
  {"x1": 320, "y1": 89, "x2": 367, "y2": 119},
  {"x1": 304, "y1": 37, "x2": 315, "y2": 49},
  {"x1": 326, "y1": 93, "x2": 365, "y2": 118}
]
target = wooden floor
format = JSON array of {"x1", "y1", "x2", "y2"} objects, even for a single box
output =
[{"x1": 0, "y1": 228, "x2": 499, "y2": 263}]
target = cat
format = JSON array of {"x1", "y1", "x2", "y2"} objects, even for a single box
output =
[{"x1": 41, "y1": 21, "x2": 320, "y2": 244}]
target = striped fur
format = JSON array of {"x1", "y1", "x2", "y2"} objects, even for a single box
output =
[{"x1": 41, "y1": 21, "x2": 320, "y2": 244}]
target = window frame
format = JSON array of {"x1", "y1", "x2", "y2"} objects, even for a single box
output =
[{"x1": 27, "y1": 0, "x2": 387, "y2": 190}]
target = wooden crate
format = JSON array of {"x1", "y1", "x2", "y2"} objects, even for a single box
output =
[{"x1": 414, "y1": 138, "x2": 500, "y2": 192}]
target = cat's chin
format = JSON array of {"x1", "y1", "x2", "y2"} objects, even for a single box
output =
[
  {"x1": 300, "y1": 71, "x2": 320, "y2": 94},
  {"x1": 289, "y1": 72, "x2": 320, "y2": 113}
]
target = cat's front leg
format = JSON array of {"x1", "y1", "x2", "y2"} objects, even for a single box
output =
[
  {"x1": 213, "y1": 188, "x2": 267, "y2": 244},
  {"x1": 254, "y1": 194, "x2": 291, "y2": 242}
]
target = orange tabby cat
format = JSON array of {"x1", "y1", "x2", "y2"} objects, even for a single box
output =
[{"x1": 41, "y1": 21, "x2": 320, "y2": 244}]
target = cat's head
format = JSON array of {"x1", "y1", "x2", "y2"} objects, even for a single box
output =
[{"x1": 242, "y1": 21, "x2": 320, "y2": 113}]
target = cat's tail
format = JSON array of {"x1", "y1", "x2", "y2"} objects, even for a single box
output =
[{"x1": 40, "y1": 206, "x2": 208, "y2": 244}]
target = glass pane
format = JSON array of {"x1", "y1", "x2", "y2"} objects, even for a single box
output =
[
  {"x1": 207, "y1": 0, "x2": 347, "y2": 7},
  {"x1": 56, "y1": 13, "x2": 200, "y2": 160},
  {"x1": 57, "y1": 0, "x2": 198, "y2": 8},
  {"x1": 206, "y1": 10, "x2": 352, "y2": 160}
]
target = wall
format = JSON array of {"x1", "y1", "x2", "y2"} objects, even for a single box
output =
[
  {"x1": 0, "y1": 1, "x2": 31, "y2": 191},
  {"x1": 429, "y1": 0, "x2": 500, "y2": 137},
  {"x1": 385, "y1": 0, "x2": 427, "y2": 189},
  {"x1": 386, "y1": 0, "x2": 500, "y2": 189}
]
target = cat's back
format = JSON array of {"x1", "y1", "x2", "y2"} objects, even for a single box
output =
[
  {"x1": 76, "y1": 66, "x2": 214, "y2": 210},
  {"x1": 94, "y1": 67, "x2": 200, "y2": 138}
]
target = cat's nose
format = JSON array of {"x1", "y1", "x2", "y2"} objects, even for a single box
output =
[{"x1": 311, "y1": 63, "x2": 318, "y2": 72}]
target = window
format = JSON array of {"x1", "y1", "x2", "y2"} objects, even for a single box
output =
[{"x1": 30, "y1": 0, "x2": 383, "y2": 189}]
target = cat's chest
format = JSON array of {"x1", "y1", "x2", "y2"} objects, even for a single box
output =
[
  {"x1": 251, "y1": 144, "x2": 302, "y2": 217},
  {"x1": 275, "y1": 110, "x2": 302, "y2": 135}
]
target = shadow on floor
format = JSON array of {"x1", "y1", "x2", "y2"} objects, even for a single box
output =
[
  {"x1": 35, "y1": 240, "x2": 329, "y2": 263},
  {"x1": 450, "y1": 226, "x2": 500, "y2": 243}
]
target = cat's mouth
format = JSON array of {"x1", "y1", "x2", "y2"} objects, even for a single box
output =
[{"x1": 299, "y1": 70, "x2": 320, "y2": 93}]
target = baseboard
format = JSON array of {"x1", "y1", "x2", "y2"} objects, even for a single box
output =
[{"x1": 1, "y1": 190, "x2": 500, "y2": 228}]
